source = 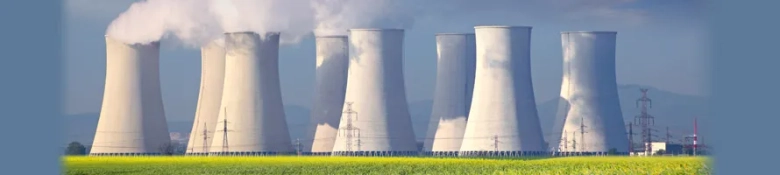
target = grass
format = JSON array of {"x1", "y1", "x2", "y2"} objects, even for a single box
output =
[{"x1": 63, "y1": 156, "x2": 710, "y2": 175}]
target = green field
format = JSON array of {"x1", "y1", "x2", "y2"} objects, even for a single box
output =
[{"x1": 63, "y1": 156, "x2": 710, "y2": 175}]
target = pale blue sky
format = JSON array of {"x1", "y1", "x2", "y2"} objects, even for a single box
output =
[{"x1": 64, "y1": 0, "x2": 706, "y2": 122}]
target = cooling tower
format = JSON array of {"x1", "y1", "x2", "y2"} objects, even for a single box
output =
[
  {"x1": 423, "y1": 33, "x2": 476, "y2": 156},
  {"x1": 90, "y1": 37, "x2": 171, "y2": 156},
  {"x1": 185, "y1": 39, "x2": 226, "y2": 155},
  {"x1": 331, "y1": 29, "x2": 418, "y2": 156},
  {"x1": 459, "y1": 26, "x2": 546, "y2": 157},
  {"x1": 307, "y1": 35, "x2": 350, "y2": 155},
  {"x1": 553, "y1": 31, "x2": 629, "y2": 155},
  {"x1": 208, "y1": 32, "x2": 294, "y2": 155}
]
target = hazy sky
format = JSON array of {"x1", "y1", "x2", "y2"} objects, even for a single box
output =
[{"x1": 64, "y1": 0, "x2": 707, "y2": 122}]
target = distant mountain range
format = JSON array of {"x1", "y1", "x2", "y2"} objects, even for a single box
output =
[
  {"x1": 538, "y1": 84, "x2": 709, "y2": 144},
  {"x1": 406, "y1": 84, "x2": 709, "y2": 144},
  {"x1": 65, "y1": 84, "x2": 708, "y2": 146},
  {"x1": 64, "y1": 105, "x2": 311, "y2": 146}
]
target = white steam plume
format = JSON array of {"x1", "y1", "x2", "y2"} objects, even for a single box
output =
[
  {"x1": 308, "y1": 0, "x2": 648, "y2": 36},
  {"x1": 311, "y1": 0, "x2": 417, "y2": 36},
  {"x1": 105, "y1": 0, "x2": 221, "y2": 47},
  {"x1": 105, "y1": 0, "x2": 649, "y2": 46},
  {"x1": 106, "y1": 0, "x2": 315, "y2": 46},
  {"x1": 210, "y1": 0, "x2": 314, "y2": 44}
]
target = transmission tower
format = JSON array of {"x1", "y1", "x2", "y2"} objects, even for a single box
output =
[
  {"x1": 356, "y1": 132, "x2": 362, "y2": 152},
  {"x1": 202, "y1": 122, "x2": 211, "y2": 153},
  {"x1": 490, "y1": 135, "x2": 501, "y2": 152},
  {"x1": 648, "y1": 128, "x2": 654, "y2": 155},
  {"x1": 627, "y1": 122, "x2": 634, "y2": 154},
  {"x1": 339, "y1": 102, "x2": 360, "y2": 155},
  {"x1": 634, "y1": 88, "x2": 655, "y2": 155},
  {"x1": 561, "y1": 129, "x2": 568, "y2": 152},
  {"x1": 693, "y1": 117, "x2": 698, "y2": 156},
  {"x1": 295, "y1": 138, "x2": 302, "y2": 156},
  {"x1": 571, "y1": 131, "x2": 577, "y2": 152},
  {"x1": 579, "y1": 117, "x2": 588, "y2": 151},
  {"x1": 682, "y1": 117, "x2": 703, "y2": 156},
  {"x1": 666, "y1": 127, "x2": 672, "y2": 143},
  {"x1": 217, "y1": 107, "x2": 233, "y2": 153}
]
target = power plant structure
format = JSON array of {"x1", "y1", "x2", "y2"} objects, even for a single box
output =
[
  {"x1": 87, "y1": 17, "x2": 673, "y2": 158},
  {"x1": 307, "y1": 35, "x2": 350, "y2": 155},
  {"x1": 185, "y1": 38, "x2": 226, "y2": 155},
  {"x1": 423, "y1": 33, "x2": 476, "y2": 156},
  {"x1": 459, "y1": 26, "x2": 547, "y2": 157},
  {"x1": 208, "y1": 32, "x2": 295, "y2": 155},
  {"x1": 553, "y1": 31, "x2": 629, "y2": 156},
  {"x1": 330, "y1": 29, "x2": 418, "y2": 156},
  {"x1": 90, "y1": 36, "x2": 171, "y2": 156}
]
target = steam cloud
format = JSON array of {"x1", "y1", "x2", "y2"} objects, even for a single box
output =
[
  {"x1": 105, "y1": 0, "x2": 644, "y2": 46},
  {"x1": 310, "y1": 0, "x2": 417, "y2": 36},
  {"x1": 105, "y1": 0, "x2": 220, "y2": 47},
  {"x1": 210, "y1": 0, "x2": 314, "y2": 44},
  {"x1": 106, "y1": 0, "x2": 314, "y2": 46}
]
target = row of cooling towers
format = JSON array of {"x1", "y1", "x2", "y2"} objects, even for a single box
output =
[{"x1": 90, "y1": 26, "x2": 629, "y2": 156}]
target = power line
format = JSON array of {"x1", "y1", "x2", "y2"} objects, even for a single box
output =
[
  {"x1": 627, "y1": 122, "x2": 634, "y2": 153},
  {"x1": 635, "y1": 88, "x2": 655, "y2": 155},
  {"x1": 338, "y1": 102, "x2": 360, "y2": 155},
  {"x1": 560, "y1": 129, "x2": 568, "y2": 153},
  {"x1": 217, "y1": 107, "x2": 233, "y2": 153},
  {"x1": 571, "y1": 131, "x2": 577, "y2": 153},
  {"x1": 294, "y1": 138, "x2": 302, "y2": 156},
  {"x1": 202, "y1": 122, "x2": 211, "y2": 153},
  {"x1": 356, "y1": 132, "x2": 362, "y2": 152},
  {"x1": 489, "y1": 135, "x2": 502, "y2": 152},
  {"x1": 693, "y1": 117, "x2": 699, "y2": 156},
  {"x1": 666, "y1": 126, "x2": 672, "y2": 143},
  {"x1": 579, "y1": 117, "x2": 588, "y2": 151},
  {"x1": 190, "y1": 77, "x2": 206, "y2": 154}
]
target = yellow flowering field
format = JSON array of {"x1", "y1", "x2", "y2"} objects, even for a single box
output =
[{"x1": 63, "y1": 156, "x2": 710, "y2": 175}]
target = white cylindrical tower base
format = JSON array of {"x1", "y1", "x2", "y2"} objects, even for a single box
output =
[
  {"x1": 554, "y1": 31, "x2": 629, "y2": 155},
  {"x1": 186, "y1": 39, "x2": 226, "y2": 155},
  {"x1": 307, "y1": 35, "x2": 350, "y2": 155},
  {"x1": 423, "y1": 33, "x2": 476, "y2": 156},
  {"x1": 459, "y1": 26, "x2": 547, "y2": 157},
  {"x1": 208, "y1": 32, "x2": 294, "y2": 155},
  {"x1": 331, "y1": 29, "x2": 418, "y2": 156},
  {"x1": 90, "y1": 37, "x2": 171, "y2": 156}
]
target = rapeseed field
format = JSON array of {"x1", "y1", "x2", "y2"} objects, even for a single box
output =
[{"x1": 63, "y1": 156, "x2": 709, "y2": 175}]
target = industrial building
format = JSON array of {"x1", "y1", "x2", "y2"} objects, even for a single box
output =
[
  {"x1": 553, "y1": 31, "x2": 630, "y2": 156},
  {"x1": 459, "y1": 26, "x2": 547, "y2": 156},
  {"x1": 631, "y1": 142, "x2": 684, "y2": 156},
  {"x1": 185, "y1": 38, "x2": 226, "y2": 155},
  {"x1": 331, "y1": 29, "x2": 418, "y2": 156},
  {"x1": 423, "y1": 33, "x2": 476, "y2": 156},
  {"x1": 208, "y1": 32, "x2": 295, "y2": 155},
  {"x1": 307, "y1": 35, "x2": 350, "y2": 155},
  {"x1": 90, "y1": 37, "x2": 171, "y2": 156}
]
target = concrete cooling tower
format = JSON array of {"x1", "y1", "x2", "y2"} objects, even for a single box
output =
[
  {"x1": 185, "y1": 39, "x2": 226, "y2": 155},
  {"x1": 208, "y1": 32, "x2": 294, "y2": 155},
  {"x1": 307, "y1": 35, "x2": 350, "y2": 155},
  {"x1": 90, "y1": 37, "x2": 171, "y2": 156},
  {"x1": 331, "y1": 29, "x2": 418, "y2": 156},
  {"x1": 553, "y1": 31, "x2": 629, "y2": 155},
  {"x1": 423, "y1": 33, "x2": 476, "y2": 156},
  {"x1": 459, "y1": 26, "x2": 547, "y2": 157}
]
